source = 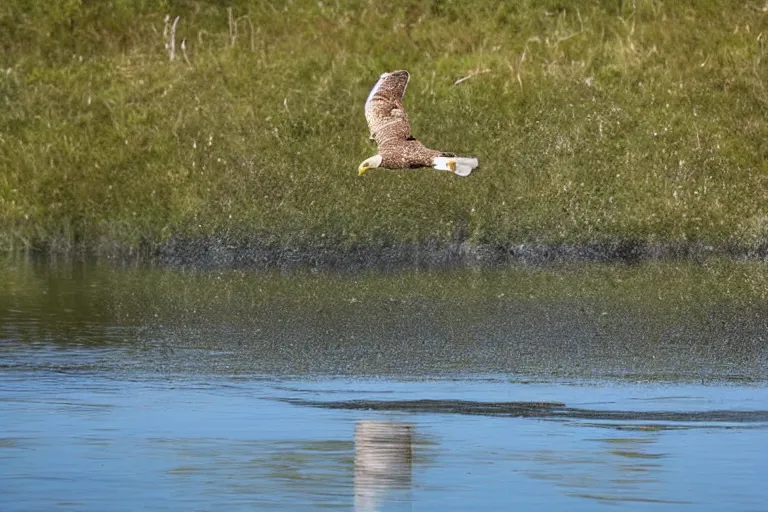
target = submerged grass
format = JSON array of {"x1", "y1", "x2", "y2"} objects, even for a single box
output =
[
  {"x1": 3, "y1": 257, "x2": 767, "y2": 380},
  {"x1": 1, "y1": 0, "x2": 767, "y2": 259}
]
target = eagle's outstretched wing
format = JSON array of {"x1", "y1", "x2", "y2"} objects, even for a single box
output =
[{"x1": 364, "y1": 70, "x2": 413, "y2": 147}]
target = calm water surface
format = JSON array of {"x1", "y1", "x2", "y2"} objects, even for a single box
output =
[{"x1": 1, "y1": 259, "x2": 767, "y2": 511}]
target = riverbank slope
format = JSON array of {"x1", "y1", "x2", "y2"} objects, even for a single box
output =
[{"x1": 1, "y1": 1, "x2": 766, "y2": 267}]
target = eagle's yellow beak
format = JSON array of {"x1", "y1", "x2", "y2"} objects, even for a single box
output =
[
  {"x1": 358, "y1": 165, "x2": 368, "y2": 176},
  {"x1": 447, "y1": 160, "x2": 457, "y2": 173}
]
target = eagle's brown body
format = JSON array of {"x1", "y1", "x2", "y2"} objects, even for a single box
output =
[
  {"x1": 359, "y1": 70, "x2": 478, "y2": 176},
  {"x1": 379, "y1": 139, "x2": 443, "y2": 169},
  {"x1": 364, "y1": 71, "x2": 445, "y2": 168}
]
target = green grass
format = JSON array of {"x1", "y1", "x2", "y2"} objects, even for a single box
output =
[{"x1": 1, "y1": 0, "x2": 767, "y2": 256}]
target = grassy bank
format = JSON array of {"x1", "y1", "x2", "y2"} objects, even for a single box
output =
[{"x1": 1, "y1": 1, "x2": 767, "y2": 260}]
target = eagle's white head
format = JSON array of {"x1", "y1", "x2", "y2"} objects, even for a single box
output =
[{"x1": 358, "y1": 154, "x2": 382, "y2": 175}]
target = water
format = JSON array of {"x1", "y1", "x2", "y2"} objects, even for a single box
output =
[{"x1": 1, "y1": 259, "x2": 767, "y2": 511}]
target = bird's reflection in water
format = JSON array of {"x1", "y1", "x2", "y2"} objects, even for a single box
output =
[{"x1": 354, "y1": 421, "x2": 414, "y2": 512}]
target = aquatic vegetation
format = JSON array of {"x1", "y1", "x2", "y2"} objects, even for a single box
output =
[
  {"x1": 2, "y1": 258, "x2": 767, "y2": 380},
  {"x1": 0, "y1": 1, "x2": 766, "y2": 258}
]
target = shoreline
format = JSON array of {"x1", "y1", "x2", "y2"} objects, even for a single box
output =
[{"x1": 11, "y1": 237, "x2": 768, "y2": 271}]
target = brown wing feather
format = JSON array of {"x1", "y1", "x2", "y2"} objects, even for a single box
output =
[{"x1": 364, "y1": 70, "x2": 413, "y2": 147}]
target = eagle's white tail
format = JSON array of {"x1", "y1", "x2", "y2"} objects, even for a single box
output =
[{"x1": 433, "y1": 156, "x2": 479, "y2": 177}]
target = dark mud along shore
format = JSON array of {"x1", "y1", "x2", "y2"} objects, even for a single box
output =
[{"x1": 53, "y1": 236, "x2": 768, "y2": 271}]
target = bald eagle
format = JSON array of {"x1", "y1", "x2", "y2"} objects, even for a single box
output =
[{"x1": 358, "y1": 70, "x2": 479, "y2": 177}]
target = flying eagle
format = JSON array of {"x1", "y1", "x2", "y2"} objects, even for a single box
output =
[{"x1": 358, "y1": 70, "x2": 479, "y2": 176}]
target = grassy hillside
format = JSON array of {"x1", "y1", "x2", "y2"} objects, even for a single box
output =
[{"x1": 1, "y1": 0, "x2": 767, "y2": 258}]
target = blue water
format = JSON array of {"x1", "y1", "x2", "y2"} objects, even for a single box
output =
[{"x1": 1, "y1": 365, "x2": 767, "y2": 511}]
